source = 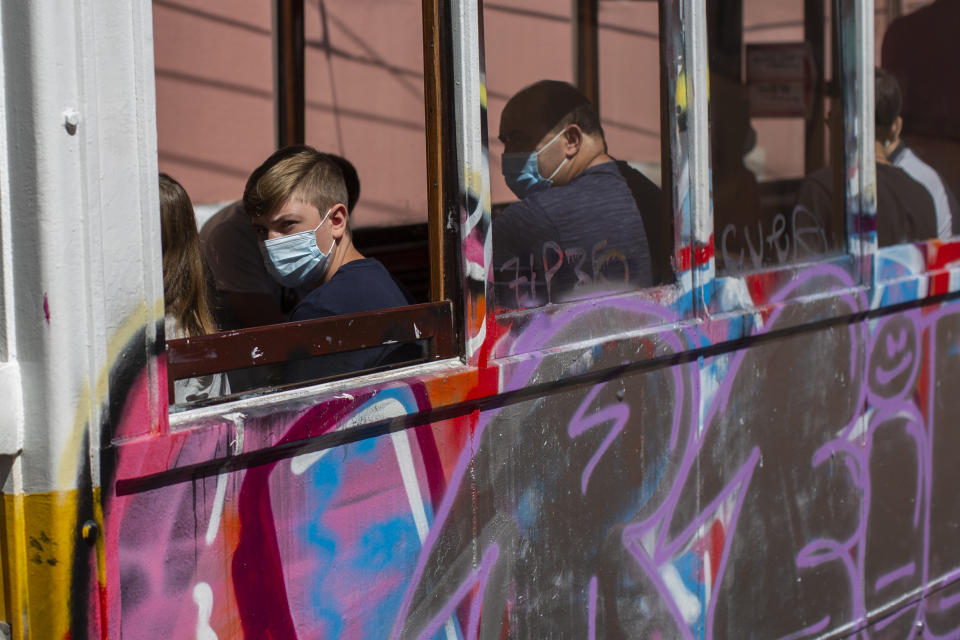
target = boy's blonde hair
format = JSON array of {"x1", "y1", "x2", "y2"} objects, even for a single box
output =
[{"x1": 243, "y1": 146, "x2": 349, "y2": 221}]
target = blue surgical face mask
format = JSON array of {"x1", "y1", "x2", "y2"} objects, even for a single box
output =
[
  {"x1": 501, "y1": 128, "x2": 569, "y2": 199},
  {"x1": 261, "y1": 209, "x2": 335, "y2": 288}
]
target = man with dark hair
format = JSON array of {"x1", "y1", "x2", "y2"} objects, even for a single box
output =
[
  {"x1": 243, "y1": 145, "x2": 411, "y2": 381},
  {"x1": 875, "y1": 67, "x2": 958, "y2": 238},
  {"x1": 792, "y1": 73, "x2": 937, "y2": 248},
  {"x1": 493, "y1": 80, "x2": 657, "y2": 308}
]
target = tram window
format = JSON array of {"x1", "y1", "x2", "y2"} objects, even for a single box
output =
[
  {"x1": 154, "y1": 1, "x2": 455, "y2": 407},
  {"x1": 878, "y1": 0, "x2": 960, "y2": 241},
  {"x1": 710, "y1": 0, "x2": 845, "y2": 274},
  {"x1": 303, "y1": 0, "x2": 431, "y2": 303},
  {"x1": 485, "y1": 0, "x2": 671, "y2": 312}
]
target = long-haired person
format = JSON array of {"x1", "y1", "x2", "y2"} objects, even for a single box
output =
[{"x1": 159, "y1": 173, "x2": 229, "y2": 403}]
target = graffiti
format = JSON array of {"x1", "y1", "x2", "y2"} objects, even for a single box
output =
[
  {"x1": 719, "y1": 208, "x2": 830, "y2": 273},
  {"x1": 497, "y1": 240, "x2": 632, "y2": 308},
  {"x1": 55, "y1": 263, "x2": 950, "y2": 640}
]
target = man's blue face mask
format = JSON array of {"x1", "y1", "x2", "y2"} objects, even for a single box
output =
[{"x1": 501, "y1": 128, "x2": 568, "y2": 199}]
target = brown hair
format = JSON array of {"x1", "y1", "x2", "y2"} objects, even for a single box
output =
[
  {"x1": 159, "y1": 173, "x2": 217, "y2": 338},
  {"x1": 242, "y1": 146, "x2": 350, "y2": 221},
  {"x1": 875, "y1": 67, "x2": 903, "y2": 140}
]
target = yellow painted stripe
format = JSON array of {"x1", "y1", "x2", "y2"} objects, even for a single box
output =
[{"x1": 58, "y1": 299, "x2": 164, "y2": 488}]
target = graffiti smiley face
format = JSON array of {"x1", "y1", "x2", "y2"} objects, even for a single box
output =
[{"x1": 868, "y1": 315, "x2": 920, "y2": 404}]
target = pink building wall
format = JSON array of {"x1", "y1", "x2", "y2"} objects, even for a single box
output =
[
  {"x1": 153, "y1": 0, "x2": 664, "y2": 226},
  {"x1": 153, "y1": 1, "x2": 275, "y2": 208},
  {"x1": 152, "y1": 0, "x2": 931, "y2": 226}
]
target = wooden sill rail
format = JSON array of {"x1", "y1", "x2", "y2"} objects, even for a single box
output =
[{"x1": 166, "y1": 301, "x2": 455, "y2": 404}]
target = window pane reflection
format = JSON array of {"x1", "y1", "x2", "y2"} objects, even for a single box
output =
[
  {"x1": 710, "y1": 0, "x2": 846, "y2": 274},
  {"x1": 486, "y1": 1, "x2": 668, "y2": 311}
]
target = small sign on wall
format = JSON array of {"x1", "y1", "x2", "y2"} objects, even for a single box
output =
[{"x1": 746, "y1": 42, "x2": 816, "y2": 118}]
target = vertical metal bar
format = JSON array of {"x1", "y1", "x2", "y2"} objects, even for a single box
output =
[
  {"x1": 683, "y1": 0, "x2": 714, "y2": 316},
  {"x1": 857, "y1": 0, "x2": 877, "y2": 278},
  {"x1": 274, "y1": 0, "x2": 305, "y2": 147},
  {"x1": 422, "y1": 0, "x2": 447, "y2": 303},
  {"x1": 832, "y1": 0, "x2": 846, "y2": 260},
  {"x1": 574, "y1": 0, "x2": 600, "y2": 113},
  {"x1": 658, "y1": 0, "x2": 675, "y2": 267},
  {"x1": 451, "y1": 0, "x2": 492, "y2": 364},
  {"x1": 805, "y1": 0, "x2": 827, "y2": 173}
]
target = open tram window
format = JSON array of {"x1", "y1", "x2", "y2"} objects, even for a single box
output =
[
  {"x1": 153, "y1": 0, "x2": 457, "y2": 408},
  {"x1": 484, "y1": 0, "x2": 673, "y2": 312}
]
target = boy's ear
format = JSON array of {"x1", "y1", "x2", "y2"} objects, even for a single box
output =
[{"x1": 329, "y1": 203, "x2": 350, "y2": 238}]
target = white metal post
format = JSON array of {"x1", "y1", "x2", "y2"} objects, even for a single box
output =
[{"x1": 0, "y1": 0, "x2": 163, "y2": 635}]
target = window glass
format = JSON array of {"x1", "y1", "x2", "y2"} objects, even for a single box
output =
[
  {"x1": 153, "y1": 1, "x2": 274, "y2": 218},
  {"x1": 154, "y1": 1, "x2": 440, "y2": 406},
  {"x1": 877, "y1": 0, "x2": 960, "y2": 242},
  {"x1": 710, "y1": 0, "x2": 844, "y2": 274},
  {"x1": 485, "y1": 0, "x2": 668, "y2": 312},
  {"x1": 304, "y1": 0, "x2": 428, "y2": 229}
]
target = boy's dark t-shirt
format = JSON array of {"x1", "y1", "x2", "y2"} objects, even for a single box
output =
[
  {"x1": 287, "y1": 258, "x2": 413, "y2": 382},
  {"x1": 493, "y1": 161, "x2": 654, "y2": 309}
]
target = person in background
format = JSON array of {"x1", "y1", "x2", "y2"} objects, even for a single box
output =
[
  {"x1": 876, "y1": 67, "x2": 958, "y2": 239},
  {"x1": 159, "y1": 173, "x2": 230, "y2": 403},
  {"x1": 882, "y1": 0, "x2": 960, "y2": 205},
  {"x1": 493, "y1": 80, "x2": 655, "y2": 309},
  {"x1": 792, "y1": 82, "x2": 937, "y2": 249},
  {"x1": 200, "y1": 148, "x2": 362, "y2": 331},
  {"x1": 244, "y1": 146, "x2": 411, "y2": 382}
]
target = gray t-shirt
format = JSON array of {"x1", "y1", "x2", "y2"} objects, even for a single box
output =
[{"x1": 493, "y1": 161, "x2": 654, "y2": 309}]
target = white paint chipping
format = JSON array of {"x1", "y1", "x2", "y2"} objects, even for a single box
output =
[
  {"x1": 291, "y1": 448, "x2": 331, "y2": 476},
  {"x1": 390, "y1": 428, "x2": 430, "y2": 542},
  {"x1": 205, "y1": 413, "x2": 246, "y2": 545},
  {"x1": 205, "y1": 473, "x2": 228, "y2": 546},
  {"x1": 193, "y1": 582, "x2": 218, "y2": 640}
]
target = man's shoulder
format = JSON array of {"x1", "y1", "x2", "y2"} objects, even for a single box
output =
[
  {"x1": 894, "y1": 147, "x2": 944, "y2": 185},
  {"x1": 530, "y1": 162, "x2": 630, "y2": 211}
]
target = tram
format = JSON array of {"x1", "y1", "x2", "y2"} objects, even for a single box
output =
[{"x1": 0, "y1": 0, "x2": 958, "y2": 637}]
